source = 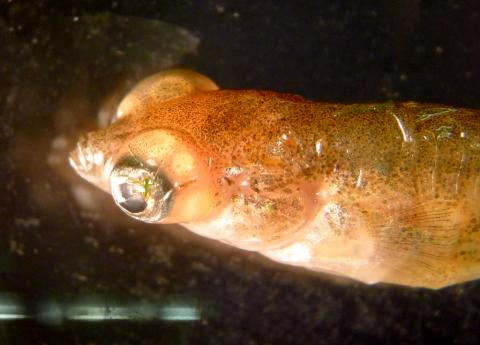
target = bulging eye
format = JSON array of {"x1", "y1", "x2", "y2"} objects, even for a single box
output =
[{"x1": 109, "y1": 156, "x2": 174, "y2": 222}]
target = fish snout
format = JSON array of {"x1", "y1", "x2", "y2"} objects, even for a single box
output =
[{"x1": 69, "y1": 133, "x2": 110, "y2": 189}]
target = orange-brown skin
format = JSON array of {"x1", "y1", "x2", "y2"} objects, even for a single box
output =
[{"x1": 70, "y1": 69, "x2": 480, "y2": 288}]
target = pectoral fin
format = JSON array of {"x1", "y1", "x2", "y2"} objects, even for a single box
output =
[{"x1": 369, "y1": 199, "x2": 477, "y2": 288}]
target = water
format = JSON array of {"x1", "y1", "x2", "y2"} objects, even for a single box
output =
[{"x1": 1, "y1": 2, "x2": 480, "y2": 344}]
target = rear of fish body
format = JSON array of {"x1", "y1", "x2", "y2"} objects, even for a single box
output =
[{"x1": 70, "y1": 69, "x2": 480, "y2": 288}]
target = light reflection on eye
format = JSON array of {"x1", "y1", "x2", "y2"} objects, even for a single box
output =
[{"x1": 109, "y1": 156, "x2": 174, "y2": 222}]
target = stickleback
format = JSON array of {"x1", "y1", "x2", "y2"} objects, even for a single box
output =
[{"x1": 70, "y1": 69, "x2": 480, "y2": 288}]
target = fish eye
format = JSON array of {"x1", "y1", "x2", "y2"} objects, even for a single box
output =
[{"x1": 109, "y1": 156, "x2": 174, "y2": 222}]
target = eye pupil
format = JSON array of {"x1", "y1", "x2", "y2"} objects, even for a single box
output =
[
  {"x1": 110, "y1": 156, "x2": 173, "y2": 222},
  {"x1": 118, "y1": 183, "x2": 148, "y2": 213}
]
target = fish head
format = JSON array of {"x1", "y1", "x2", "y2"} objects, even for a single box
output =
[
  {"x1": 69, "y1": 69, "x2": 315, "y2": 250},
  {"x1": 70, "y1": 125, "x2": 221, "y2": 223},
  {"x1": 70, "y1": 69, "x2": 225, "y2": 224},
  {"x1": 70, "y1": 126, "x2": 222, "y2": 224}
]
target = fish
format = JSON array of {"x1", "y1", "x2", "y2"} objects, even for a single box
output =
[{"x1": 69, "y1": 68, "x2": 480, "y2": 289}]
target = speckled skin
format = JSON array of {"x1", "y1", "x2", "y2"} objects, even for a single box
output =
[{"x1": 71, "y1": 70, "x2": 480, "y2": 288}]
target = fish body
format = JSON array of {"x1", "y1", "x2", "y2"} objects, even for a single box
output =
[{"x1": 70, "y1": 69, "x2": 480, "y2": 288}]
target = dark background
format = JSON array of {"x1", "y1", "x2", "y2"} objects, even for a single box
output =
[{"x1": 1, "y1": 1, "x2": 480, "y2": 344}]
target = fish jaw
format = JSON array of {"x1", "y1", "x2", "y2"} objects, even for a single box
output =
[{"x1": 69, "y1": 131, "x2": 114, "y2": 193}]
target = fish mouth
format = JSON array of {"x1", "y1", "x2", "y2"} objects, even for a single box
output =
[
  {"x1": 69, "y1": 133, "x2": 110, "y2": 190},
  {"x1": 69, "y1": 133, "x2": 94, "y2": 172}
]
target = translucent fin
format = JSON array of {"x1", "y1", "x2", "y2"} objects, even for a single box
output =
[{"x1": 369, "y1": 199, "x2": 473, "y2": 288}]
